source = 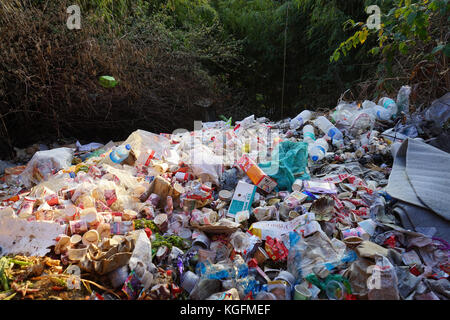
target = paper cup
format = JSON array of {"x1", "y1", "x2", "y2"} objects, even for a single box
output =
[
  {"x1": 70, "y1": 234, "x2": 82, "y2": 246},
  {"x1": 82, "y1": 229, "x2": 99, "y2": 246},
  {"x1": 97, "y1": 223, "x2": 111, "y2": 239},
  {"x1": 67, "y1": 246, "x2": 87, "y2": 261},
  {"x1": 55, "y1": 235, "x2": 71, "y2": 254},
  {"x1": 64, "y1": 205, "x2": 78, "y2": 221},
  {"x1": 294, "y1": 284, "x2": 312, "y2": 300}
]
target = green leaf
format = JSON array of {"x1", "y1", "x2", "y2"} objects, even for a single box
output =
[{"x1": 399, "y1": 42, "x2": 409, "y2": 54}]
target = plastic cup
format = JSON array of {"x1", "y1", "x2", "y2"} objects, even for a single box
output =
[
  {"x1": 325, "y1": 280, "x2": 345, "y2": 300},
  {"x1": 180, "y1": 271, "x2": 200, "y2": 294},
  {"x1": 294, "y1": 284, "x2": 312, "y2": 300}
]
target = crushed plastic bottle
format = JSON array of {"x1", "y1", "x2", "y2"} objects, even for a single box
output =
[
  {"x1": 290, "y1": 110, "x2": 312, "y2": 130},
  {"x1": 109, "y1": 144, "x2": 131, "y2": 164}
]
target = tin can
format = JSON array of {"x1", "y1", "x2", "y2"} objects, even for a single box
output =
[
  {"x1": 192, "y1": 231, "x2": 211, "y2": 249},
  {"x1": 154, "y1": 214, "x2": 169, "y2": 233},
  {"x1": 175, "y1": 172, "x2": 192, "y2": 182}
]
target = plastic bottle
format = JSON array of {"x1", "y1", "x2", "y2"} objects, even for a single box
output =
[
  {"x1": 314, "y1": 116, "x2": 343, "y2": 145},
  {"x1": 378, "y1": 97, "x2": 398, "y2": 118},
  {"x1": 302, "y1": 125, "x2": 316, "y2": 144},
  {"x1": 290, "y1": 110, "x2": 312, "y2": 130},
  {"x1": 362, "y1": 100, "x2": 391, "y2": 121},
  {"x1": 396, "y1": 85, "x2": 411, "y2": 114},
  {"x1": 109, "y1": 144, "x2": 131, "y2": 164},
  {"x1": 308, "y1": 138, "x2": 329, "y2": 162}
]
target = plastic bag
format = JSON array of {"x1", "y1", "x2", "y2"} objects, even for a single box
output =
[
  {"x1": 20, "y1": 147, "x2": 74, "y2": 188},
  {"x1": 367, "y1": 255, "x2": 400, "y2": 300},
  {"x1": 259, "y1": 141, "x2": 310, "y2": 191},
  {"x1": 189, "y1": 144, "x2": 223, "y2": 186},
  {"x1": 122, "y1": 129, "x2": 171, "y2": 163}
]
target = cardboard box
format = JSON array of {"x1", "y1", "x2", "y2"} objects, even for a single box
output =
[
  {"x1": 227, "y1": 181, "x2": 256, "y2": 218},
  {"x1": 237, "y1": 154, "x2": 277, "y2": 193}
]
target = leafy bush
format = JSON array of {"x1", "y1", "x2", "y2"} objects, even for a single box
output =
[{"x1": 331, "y1": 0, "x2": 449, "y2": 104}]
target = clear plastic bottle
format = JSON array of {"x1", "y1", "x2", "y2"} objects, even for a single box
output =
[
  {"x1": 290, "y1": 110, "x2": 312, "y2": 130},
  {"x1": 362, "y1": 100, "x2": 391, "y2": 121},
  {"x1": 302, "y1": 125, "x2": 316, "y2": 144},
  {"x1": 314, "y1": 116, "x2": 343, "y2": 144},
  {"x1": 396, "y1": 85, "x2": 411, "y2": 114},
  {"x1": 109, "y1": 144, "x2": 131, "y2": 164},
  {"x1": 308, "y1": 138, "x2": 329, "y2": 162}
]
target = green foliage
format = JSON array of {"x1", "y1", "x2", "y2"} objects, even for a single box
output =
[{"x1": 332, "y1": 0, "x2": 450, "y2": 64}]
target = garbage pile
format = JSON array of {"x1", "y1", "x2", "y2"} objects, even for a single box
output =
[{"x1": 0, "y1": 87, "x2": 449, "y2": 300}]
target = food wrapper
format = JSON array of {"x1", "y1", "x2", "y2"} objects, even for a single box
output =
[
  {"x1": 265, "y1": 236, "x2": 289, "y2": 261},
  {"x1": 110, "y1": 221, "x2": 134, "y2": 235},
  {"x1": 302, "y1": 180, "x2": 337, "y2": 194},
  {"x1": 104, "y1": 189, "x2": 118, "y2": 207},
  {"x1": 122, "y1": 271, "x2": 143, "y2": 300},
  {"x1": 249, "y1": 212, "x2": 315, "y2": 239},
  {"x1": 17, "y1": 197, "x2": 36, "y2": 218}
]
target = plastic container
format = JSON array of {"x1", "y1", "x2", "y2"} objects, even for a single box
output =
[
  {"x1": 109, "y1": 144, "x2": 131, "y2": 164},
  {"x1": 290, "y1": 110, "x2": 312, "y2": 130},
  {"x1": 314, "y1": 116, "x2": 343, "y2": 144},
  {"x1": 302, "y1": 125, "x2": 316, "y2": 144},
  {"x1": 308, "y1": 138, "x2": 329, "y2": 162},
  {"x1": 325, "y1": 280, "x2": 345, "y2": 300}
]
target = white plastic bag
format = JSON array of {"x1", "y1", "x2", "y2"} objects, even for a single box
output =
[{"x1": 20, "y1": 147, "x2": 74, "y2": 187}]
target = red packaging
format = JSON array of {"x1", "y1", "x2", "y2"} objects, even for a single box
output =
[
  {"x1": 45, "y1": 193, "x2": 59, "y2": 206},
  {"x1": 264, "y1": 236, "x2": 289, "y2": 261}
]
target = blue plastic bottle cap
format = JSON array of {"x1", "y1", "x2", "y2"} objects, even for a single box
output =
[
  {"x1": 312, "y1": 155, "x2": 318, "y2": 161},
  {"x1": 125, "y1": 144, "x2": 131, "y2": 150}
]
